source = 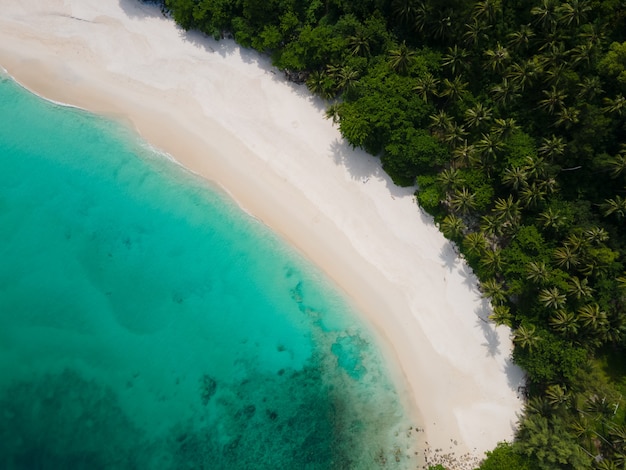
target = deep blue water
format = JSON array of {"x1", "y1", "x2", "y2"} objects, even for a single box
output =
[{"x1": 0, "y1": 75, "x2": 415, "y2": 469}]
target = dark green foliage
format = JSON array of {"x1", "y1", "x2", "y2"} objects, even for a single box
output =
[
  {"x1": 513, "y1": 332, "x2": 587, "y2": 385},
  {"x1": 457, "y1": 169, "x2": 494, "y2": 212},
  {"x1": 502, "y1": 130, "x2": 537, "y2": 167},
  {"x1": 516, "y1": 414, "x2": 592, "y2": 469},
  {"x1": 278, "y1": 24, "x2": 347, "y2": 70},
  {"x1": 164, "y1": 0, "x2": 196, "y2": 30},
  {"x1": 599, "y1": 41, "x2": 626, "y2": 92},
  {"x1": 335, "y1": 59, "x2": 433, "y2": 155},
  {"x1": 383, "y1": 128, "x2": 447, "y2": 185},
  {"x1": 478, "y1": 441, "x2": 535, "y2": 470},
  {"x1": 500, "y1": 225, "x2": 549, "y2": 284}
]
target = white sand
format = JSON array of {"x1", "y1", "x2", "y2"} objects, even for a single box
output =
[{"x1": 0, "y1": 0, "x2": 524, "y2": 466}]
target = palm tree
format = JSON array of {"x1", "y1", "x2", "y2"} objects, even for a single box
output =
[
  {"x1": 336, "y1": 65, "x2": 360, "y2": 92},
  {"x1": 472, "y1": 0, "x2": 501, "y2": 24},
  {"x1": 507, "y1": 24, "x2": 535, "y2": 51},
  {"x1": 464, "y1": 231, "x2": 489, "y2": 257},
  {"x1": 440, "y1": 214, "x2": 466, "y2": 240},
  {"x1": 491, "y1": 118, "x2": 519, "y2": 139},
  {"x1": 577, "y1": 75, "x2": 603, "y2": 100},
  {"x1": 553, "y1": 245, "x2": 579, "y2": 270},
  {"x1": 306, "y1": 70, "x2": 333, "y2": 98},
  {"x1": 578, "y1": 303, "x2": 607, "y2": 330},
  {"x1": 507, "y1": 59, "x2": 540, "y2": 91},
  {"x1": 502, "y1": 166, "x2": 528, "y2": 191},
  {"x1": 449, "y1": 187, "x2": 476, "y2": 214},
  {"x1": 531, "y1": 0, "x2": 559, "y2": 32},
  {"x1": 464, "y1": 103, "x2": 493, "y2": 129},
  {"x1": 538, "y1": 286, "x2": 567, "y2": 309},
  {"x1": 565, "y1": 233, "x2": 587, "y2": 252},
  {"x1": 430, "y1": 10, "x2": 454, "y2": 41},
  {"x1": 526, "y1": 261, "x2": 549, "y2": 285},
  {"x1": 570, "y1": 41, "x2": 595, "y2": 68},
  {"x1": 605, "y1": 150, "x2": 626, "y2": 178},
  {"x1": 609, "y1": 425, "x2": 626, "y2": 452},
  {"x1": 523, "y1": 155, "x2": 548, "y2": 179},
  {"x1": 579, "y1": 22, "x2": 605, "y2": 47},
  {"x1": 538, "y1": 86, "x2": 567, "y2": 114},
  {"x1": 484, "y1": 43, "x2": 510, "y2": 73},
  {"x1": 584, "y1": 226, "x2": 609, "y2": 244},
  {"x1": 538, "y1": 135, "x2": 566, "y2": 160},
  {"x1": 437, "y1": 168, "x2": 463, "y2": 191},
  {"x1": 347, "y1": 30, "x2": 371, "y2": 57},
  {"x1": 514, "y1": 323, "x2": 540, "y2": 350},
  {"x1": 554, "y1": 106, "x2": 580, "y2": 129},
  {"x1": 519, "y1": 182, "x2": 547, "y2": 208},
  {"x1": 325, "y1": 103, "x2": 341, "y2": 124},
  {"x1": 441, "y1": 45, "x2": 470, "y2": 75},
  {"x1": 481, "y1": 278, "x2": 507, "y2": 305},
  {"x1": 540, "y1": 39, "x2": 568, "y2": 63},
  {"x1": 475, "y1": 132, "x2": 503, "y2": 167},
  {"x1": 579, "y1": 254, "x2": 612, "y2": 279},
  {"x1": 489, "y1": 304, "x2": 513, "y2": 327},
  {"x1": 526, "y1": 396, "x2": 554, "y2": 417},
  {"x1": 429, "y1": 110, "x2": 453, "y2": 139},
  {"x1": 493, "y1": 195, "x2": 521, "y2": 228},
  {"x1": 601, "y1": 195, "x2": 626, "y2": 219},
  {"x1": 392, "y1": 0, "x2": 423, "y2": 28},
  {"x1": 567, "y1": 276, "x2": 594, "y2": 300},
  {"x1": 490, "y1": 78, "x2": 520, "y2": 106},
  {"x1": 603, "y1": 94, "x2": 626, "y2": 116},
  {"x1": 442, "y1": 122, "x2": 467, "y2": 149},
  {"x1": 463, "y1": 18, "x2": 490, "y2": 48},
  {"x1": 451, "y1": 141, "x2": 476, "y2": 168},
  {"x1": 586, "y1": 394, "x2": 614, "y2": 420},
  {"x1": 544, "y1": 63, "x2": 567, "y2": 86},
  {"x1": 556, "y1": 0, "x2": 591, "y2": 26},
  {"x1": 480, "y1": 214, "x2": 503, "y2": 238},
  {"x1": 413, "y1": 73, "x2": 439, "y2": 103},
  {"x1": 546, "y1": 384, "x2": 570, "y2": 408},
  {"x1": 388, "y1": 41, "x2": 417, "y2": 75},
  {"x1": 538, "y1": 207, "x2": 567, "y2": 231},
  {"x1": 596, "y1": 458, "x2": 622, "y2": 470},
  {"x1": 549, "y1": 309, "x2": 579, "y2": 336},
  {"x1": 538, "y1": 176, "x2": 559, "y2": 196},
  {"x1": 481, "y1": 248, "x2": 503, "y2": 274},
  {"x1": 439, "y1": 76, "x2": 469, "y2": 103}
]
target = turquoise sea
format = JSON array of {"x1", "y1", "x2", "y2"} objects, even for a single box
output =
[{"x1": 0, "y1": 75, "x2": 416, "y2": 468}]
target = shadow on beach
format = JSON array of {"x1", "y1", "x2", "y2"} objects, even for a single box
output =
[
  {"x1": 474, "y1": 300, "x2": 526, "y2": 393},
  {"x1": 328, "y1": 137, "x2": 417, "y2": 202},
  {"x1": 475, "y1": 299, "x2": 502, "y2": 357}
]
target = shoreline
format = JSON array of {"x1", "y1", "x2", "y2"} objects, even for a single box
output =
[{"x1": 0, "y1": 1, "x2": 524, "y2": 467}]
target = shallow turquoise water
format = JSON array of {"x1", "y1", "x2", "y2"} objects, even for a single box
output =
[{"x1": 0, "y1": 76, "x2": 415, "y2": 469}]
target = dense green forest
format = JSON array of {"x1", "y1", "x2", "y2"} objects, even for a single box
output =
[{"x1": 151, "y1": 0, "x2": 626, "y2": 467}]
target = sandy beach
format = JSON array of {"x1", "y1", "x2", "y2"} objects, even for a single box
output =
[{"x1": 0, "y1": 0, "x2": 524, "y2": 467}]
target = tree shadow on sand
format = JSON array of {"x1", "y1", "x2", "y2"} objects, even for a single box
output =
[
  {"x1": 328, "y1": 138, "x2": 415, "y2": 201},
  {"x1": 438, "y1": 242, "x2": 460, "y2": 273},
  {"x1": 473, "y1": 299, "x2": 526, "y2": 393},
  {"x1": 118, "y1": 0, "x2": 164, "y2": 19},
  {"x1": 458, "y1": 259, "x2": 480, "y2": 290},
  {"x1": 475, "y1": 298, "x2": 501, "y2": 357}
]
